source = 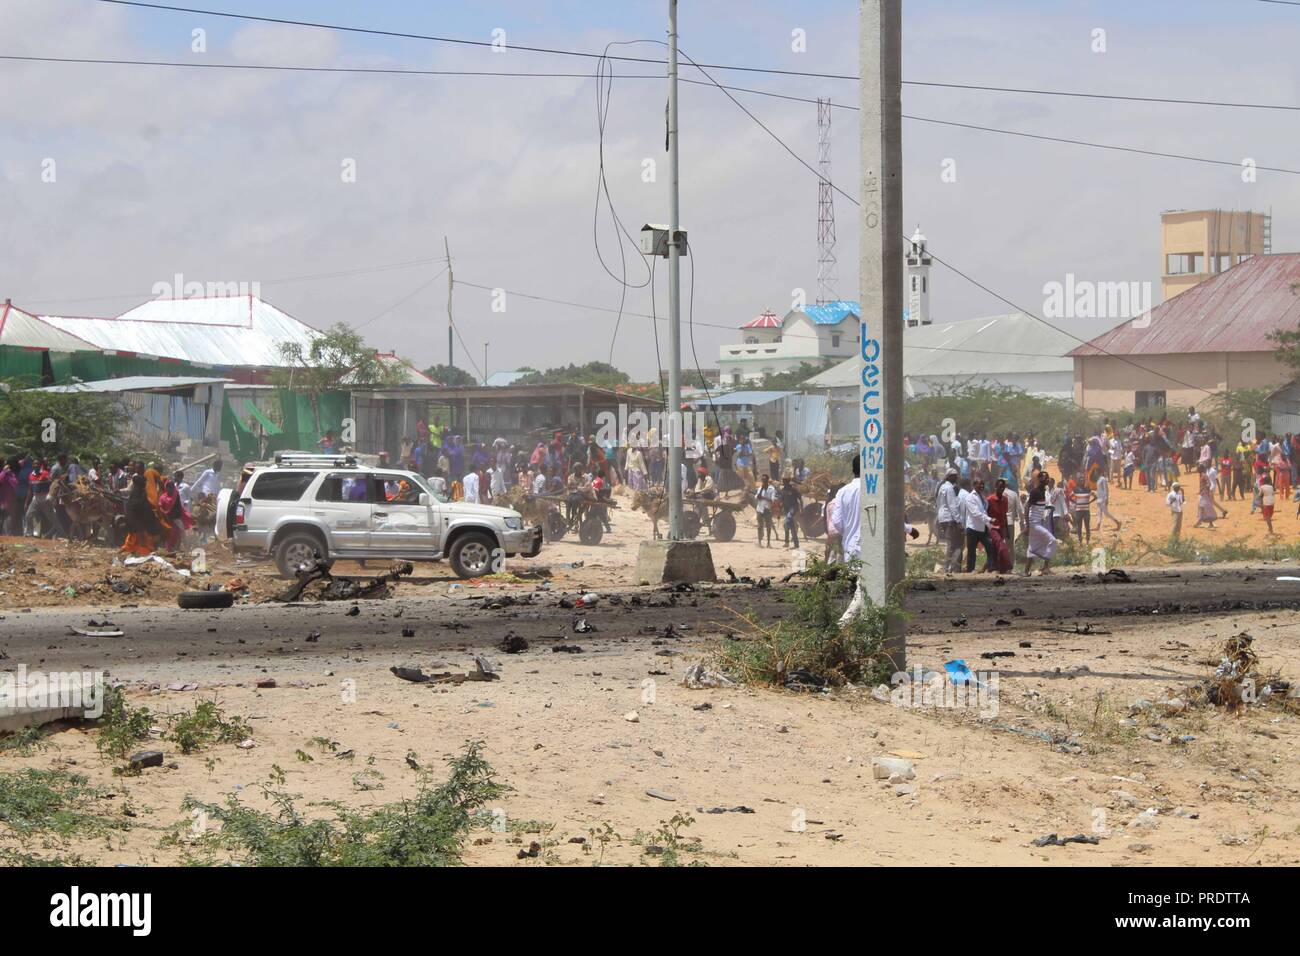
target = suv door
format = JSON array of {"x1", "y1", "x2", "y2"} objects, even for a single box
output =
[
  {"x1": 312, "y1": 473, "x2": 373, "y2": 554},
  {"x1": 368, "y1": 473, "x2": 439, "y2": 557}
]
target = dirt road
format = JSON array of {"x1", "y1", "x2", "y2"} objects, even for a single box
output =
[{"x1": 2, "y1": 564, "x2": 1297, "y2": 866}]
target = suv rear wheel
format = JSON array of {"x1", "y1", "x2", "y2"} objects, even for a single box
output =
[
  {"x1": 274, "y1": 530, "x2": 329, "y2": 578},
  {"x1": 449, "y1": 531, "x2": 496, "y2": 579}
]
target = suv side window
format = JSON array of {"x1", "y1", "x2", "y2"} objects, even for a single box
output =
[
  {"x1": 248, "y1": 471, "x2": 316, "y2": 501},
  {"x1": 316, "y1": 473, "x2": 374, "y2": 504},
  {"x1": 373, "y1": 474, "x2": 422, "y2": 505}
]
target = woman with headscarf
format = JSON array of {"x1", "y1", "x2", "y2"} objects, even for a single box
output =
[
  {"x1": 1021, "y1": 472, "x2": 1058, "y2": 576},
  {"x1": 121, "y1": 473, "x2": 162, "y2": 556},
  {"x1": 625, "y1": 443, "x2": 647, "y2": 493},
  {"x1": 1083, "y1": 436, "x2": 1106, "y2": 489},
  {"x1": 143, "y1": 463, "x2": 173, "y2": 543},
  {"x1": 159, "y1": 477, "x2": 195, "y2": 551}
]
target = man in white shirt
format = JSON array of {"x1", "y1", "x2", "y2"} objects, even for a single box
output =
[
  {"x1": 935, "y1": 468, "x2": 963, "y2": 573},
  {"x1": 462, "y1": 469, "x2": 481, "y2": 504},
  {"x1": 831, "y1": 456, "x2": 862, "y2": 560},
  {"x1": 175, "y1": 471, "x2": 192, "y2": 509},
  {"x1": 962, "y1": 478, "x2": 994, "y2": 573},
  {"x1": 754, "y1": 474, "x2": 777, "y2": 547},
  {"x1": 488, "y1": 465, "x2": 505, "y2": 498},
  {"x1": 192, "y1": 460, "x2": 222, "y2": 497},
  {"x1": 531, "y1": 470, "x2": 547, "y2": 496},
  {"x1": 1166, "y1": 480, "x2": 1184, "y2": 540}
]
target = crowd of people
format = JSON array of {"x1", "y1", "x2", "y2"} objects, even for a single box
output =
[
  {"x1": 370, "y1": 417, "x2": 810, "y2": 513},
  {"x1": 908, "y1": 407, "x2": 1298, "y2": 575},
  {"x1": 0, "y1": 453, "x2": 223, "y2": 554}
]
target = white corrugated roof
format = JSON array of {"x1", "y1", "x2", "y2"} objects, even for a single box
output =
[
  {"x1": 0, "y1": 302, "x2": 101, "y2": 351},
  {"x1": 32, "y1": 375, "x2": 233, "y2": 394},
  {"x1": 804, "y1": 313, "x2": 1076, "y2": 388},
  {"x1": 38, "y1": 295, "x2": 321, "y2": 367}
]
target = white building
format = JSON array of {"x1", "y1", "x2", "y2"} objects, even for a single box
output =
[
  {"x1": 804, "y1": 313, "x2": 1078, "y2": 437},
  {"x1": 719, "y1": 301, "x2": 861, "y2": 387}
]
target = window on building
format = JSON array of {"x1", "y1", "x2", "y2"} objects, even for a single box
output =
[
  {"x1": 922, "y1": 277, "x2": 927, "y2": 293},
  {"x1": 1135, "y1": 390, "x2": 1167, "y2": 412},
  {"x1": 831, "y1": 333, "x2": 841, "y2": 348},
  {"x1": 911, "y1": 276, "x2": 918, "y2": 292},
  {"x1": 1165, "y1": 253, "x2": 1202, "y2": 276}
]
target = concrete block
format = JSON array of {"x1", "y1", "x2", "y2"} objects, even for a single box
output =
[{"x1": 634, "y1": 540, "x2": 716, "y2": 585}]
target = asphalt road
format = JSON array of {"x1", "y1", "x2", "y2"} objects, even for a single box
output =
[{"x1": 2, "y1": 566, "x2": 1298, "y2": 676}]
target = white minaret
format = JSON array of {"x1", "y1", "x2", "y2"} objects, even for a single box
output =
[{"x1": 905, "y1": 224, "x2": 932, "y2": 327}]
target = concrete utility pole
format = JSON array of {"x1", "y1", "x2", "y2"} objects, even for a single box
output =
[
  {"x1": 858, "y1": 0, "x2": 906, "y2": 669},
  {"x1": 632, "y1": 0, "x2": 716, "y2": 585},
  {"x1": 445, "y1": 236, "x2": 454, "y2": 370},
  {"x1": 665, "y1": 0, "x2": 684, "y2": 540}
]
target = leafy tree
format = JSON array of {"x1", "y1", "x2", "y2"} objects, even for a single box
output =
[
  {"x1": 759, "y1": 361, "x2": 833, "y2": 390},
  {"x1": 422, "y1": 364, "x2": 478, "y2": 388},
  {"x1": 0, "y1": 385, "x2": 129, "y2": 461},
  {"x1": 1267, "y1": 291, "x2": 1300, "y2": 374},
  {"x1": 515, "y1": 361, "x2": 630, "y2": 390},
  {"x1": 271, "y1": 323, "x2": 405, "y2": 433}
]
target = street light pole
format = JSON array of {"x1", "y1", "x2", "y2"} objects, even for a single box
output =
[{"x1": 665, "y1": 0, "x2": 683, "y2": 540}]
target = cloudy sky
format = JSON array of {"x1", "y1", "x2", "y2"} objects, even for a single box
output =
[{"x1": 2, "y1": 0, "x2": 1298, "y2": 380}]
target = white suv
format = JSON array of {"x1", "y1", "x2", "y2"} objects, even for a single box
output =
[{"x1": 215, "y1": 453, "x2": 542, "y2": 578}]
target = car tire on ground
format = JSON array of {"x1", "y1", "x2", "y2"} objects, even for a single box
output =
[
  {"x1": 449, "y1": 531, "x2": 497, "y2": 579},
  {"x1": 274, "y1": 530, "x2": 329, "y2": 578},
  {"x1": 710, "y1": 511, "x2": 737, "y2": 542},
  {"x1": 578, "y1": 513, "x2": 604, "y2": 545},
  {"x1": 177, "y1": 589, "x2": 235, "y2": 610}
]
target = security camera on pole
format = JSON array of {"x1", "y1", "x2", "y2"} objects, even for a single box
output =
[{"x1": 634, "y1": 0, "x2": 716, "y2": 585}]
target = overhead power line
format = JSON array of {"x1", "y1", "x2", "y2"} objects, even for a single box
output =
[
  {"x1": 89, "y1": 0, "x2": 1300, "y2": 110},
  {"x1": 676, "y1": 46, "x2": 1226, "y2": 400},
  {"x1": 92, "y1": 0, "x2": 855, "y2": 80}
]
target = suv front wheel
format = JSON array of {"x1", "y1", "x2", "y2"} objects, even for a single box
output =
[
  {"x1": 274, "y1": 530, "x2": 330, "y2": 578},
  {"x1": 449, "y1": 531, "x2": 496, "y2": 579}
]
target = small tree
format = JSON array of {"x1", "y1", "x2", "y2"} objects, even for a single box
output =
[
  {"x1": 271, "y1": 324, "x2": 406, "y2": 434},
  {"x1": 422, "y1": 364, "x2": 478, "y2": 387}
]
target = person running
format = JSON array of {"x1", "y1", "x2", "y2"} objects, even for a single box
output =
[
  {"x1": 1166, "y1": 480, "x2": 1185, "y2": 541},
  {"x1": 1022, "y1": 471, "x2": 1057, "y2": 576},
  {"x1": 1193, "y1": 465, "x2": 1218, "y2": 529},
  {"x1": 1095, "y1": 470, "x2": 1121, "y2": 532},
  {"x1": 1259, "y1": 472, "x2": 1276, "y2": 535},
  {"x1": 754, "y1": 474, "x2": 777, "y2": 547}
]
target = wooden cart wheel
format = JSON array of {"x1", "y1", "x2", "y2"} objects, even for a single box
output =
[
  {"x1": 710, "y1": 511, "x2": 737, "y2": 542},
  {"x1": 682, "y1": 511, "x2": 702, "y2": 539},
  {"x1": 799, "y1": 501, "x2": 827, "y2": 539},
  {"x1": 545, "y1": 509, "x2": 567, "y2": 542},
  {"x1": 578, "y1": 512, "x2": 605, "y2": 545}
]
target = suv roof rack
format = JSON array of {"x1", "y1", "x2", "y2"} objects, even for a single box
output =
[{"x1": 274, "y1": 452, "x2": 358, "y2": 468}]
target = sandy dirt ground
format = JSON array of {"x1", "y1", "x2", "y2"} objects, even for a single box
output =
[{"x1": 2, "y1": 484, "x2": 1299, "y2": 867}]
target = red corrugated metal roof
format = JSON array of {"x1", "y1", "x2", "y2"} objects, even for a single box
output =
[
  {"x1": 1069, "y1": 254, "x2": 1300, "y2": 357},
  {"x1": 741, "y1": 310, "x2": 782, "y2": 329}
]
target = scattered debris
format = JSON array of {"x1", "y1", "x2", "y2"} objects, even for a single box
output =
[
  {"x1": 69, "y1": 621, "x2": 124, "y2": 638},
  {"x1": 128, "y1": 750, "x2": 164, "y2": 771},
  {"x1": 551, "y1": 644, "x2": 584, "y2": 654},
  {"x1": 274, "y1": 559, "x2": 414, "y2": 603},
  {"x1": 645, "y1": 788, "x2": 677, "y2": 802},
  {"x1": 682, "y1": 663, "x2": 735, "y2": 689},
  {"x1": 1032, "y1": 833, "x2": 1099, "y2": 847},
  {"x1": 498, "y1": 633, "x2": 529, "y2": 654}
]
